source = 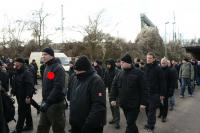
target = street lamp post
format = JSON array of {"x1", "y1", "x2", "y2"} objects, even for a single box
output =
[{"x1": 165, "y1": 21, "x2": 169, "y2": 57}]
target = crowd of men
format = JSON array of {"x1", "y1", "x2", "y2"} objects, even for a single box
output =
[{"x1": 0, "y1": 47, "x2": 200, "y2": 133}]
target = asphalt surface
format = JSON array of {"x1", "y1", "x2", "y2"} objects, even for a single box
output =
[{"x1": 8, "y1": 80, "x2": 200, "y2": 133}]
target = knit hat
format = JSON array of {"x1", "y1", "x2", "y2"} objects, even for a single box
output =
[
  {"x1": 74, "y1": 55, "x2": 91, "y2": 71},
  {"x1": 15, "y1": 57, "x2": 25, "y2": 64},
  {"x1": 121, "y1": 54, "x2": 132, "y2": 64},
  {"x1": 183, "y1": 58, "x2": 189, "y2": 62},
  {"x1": 95, "y1": 60, "x2": 103, "y2": 66},
  {"x1": 42, "y1": 47, "x2": 54, "y2": 57},
  {"x1": 106, "y1": 58, "x2": 115, "y2": 66}
]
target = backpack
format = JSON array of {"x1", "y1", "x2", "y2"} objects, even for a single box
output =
[{"x1": 1, "y1": 92, "x2": 15, "y2": 122}]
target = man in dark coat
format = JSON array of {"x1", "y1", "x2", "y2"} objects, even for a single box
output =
[
  {"x1": 68, "y1": 61, "x2": 75, "y2": 77},
  {"x1": 68, "y1": 55, "x2": 106, "y2": 133},
  {"x1": 115, "y1": 59, "x2": 121, "y2": 70},
  {"x1": 37, "y1": 47, "x2": 66, "y2": 133},
  {"x1": 104, "y1": 58, "x2": 120, "y2": 129},
  {"x1": 0, "y1": 90, "x2": 8, "y2": 133},
  {"x1": 143, "y1": 52, "x2": 166, "y2": 132},
  {"x1": 110, "y1": 54, "x2": 146, "y2": 133},
  {"x1": 93, "y1": 60, "x2": 104, "y2": 79},
  {"x1": 197, "y1": 61, "x2": 200, "y2": 86},
  {"x1": 40, "y1": 63, "x2": 46, "y2": 80},
  {"x1": 168, "y1": 60, "x2": 178, "y2": 111},
  {"x1": 11, "y1": 58, "x2": 34, "y2": 133},
  {"x1": 0, "y1": 61, "x2": 9, "y2": 92},
  {"x1": 30, "y1": 59, "x2": 38, "y2": 85},
  {"x1": 159, "y1": 58, "x2": 177, "y2": 122}
]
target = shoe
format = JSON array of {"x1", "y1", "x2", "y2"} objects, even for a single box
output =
[
  {"x1": 179, "y1": 95, "x2": 184, "y2": 98},
  {"x1": 144, "y1": 124, "x2": 149, "y2": 129},
  {"x1": 188, "y1": 94, "x2": 193, "y2": 97},
  {"x1": 22, "y1": 126, "x2": 33, "y2": 131},
  {"x1": 169, "y1": 106, "x2": 174, "y2": 111},
  {"x1": 146, "y1": 129, "x2": 154, "y2": 133},
  {"x1": 115, "y1": 123, "x2": 120, "y2": 129},
  {"x1": 109, "y1": 119, "x2": 115, "y2": 124},
  {"x1": 11, "y1": 130, "x2": 21, "y2": 133},
  {"x1": 144, "y1": 125, "x2": 154, "y2": 132},
  {"x1": 162, "y1": 118, "x2": 166, "y2": 122}
]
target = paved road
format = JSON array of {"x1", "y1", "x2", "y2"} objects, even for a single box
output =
[{"x1": 8, "y1": 80, "x2": 200, "y2": 133}]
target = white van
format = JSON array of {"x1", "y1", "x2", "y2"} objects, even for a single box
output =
[{"x1": 29, "y1": 52, "x2": 71, "y2": 76}]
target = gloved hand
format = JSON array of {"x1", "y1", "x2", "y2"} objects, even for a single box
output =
[
  {"x1": 10, "y1": 89, "x2": 16, "y2": 97},
  {"x1": 40, "y1": 102, "x2": 50, "y2": 113},
  {"x1": 81, "y1": 123, "x2": 90, "y2": 133}
]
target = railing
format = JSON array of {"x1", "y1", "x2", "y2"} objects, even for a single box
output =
[{"x1": 182, "y1": 42, "x2": 200, "y2": 47}]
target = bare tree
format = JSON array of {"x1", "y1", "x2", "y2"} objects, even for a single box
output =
[
  {"x1": 29, "y1": 7, "x2": 49, "y2": 50},
  {"x1": 0, "y1": 18, "x2": 29, "y2": 57}
]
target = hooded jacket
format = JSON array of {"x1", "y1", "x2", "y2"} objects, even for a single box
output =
[
  {"x1": 104, "y1": 59, "x2": 120, "y2": 93},
  {"x1": 68, "y1": 68, "x2": 106, "y2": 129}
]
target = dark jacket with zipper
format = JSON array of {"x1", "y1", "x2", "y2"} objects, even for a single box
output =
[
  {"x1": 68, "y1": 68, "x2": 106, "y2": 129},
  {"x1": 0, "y1": 70, "x2": 9, "y2": 92},
  {"x1": 11, "y1": 66, "x2": 34, "y2": 98},
  {"x1": 144, "y1": 61, "x2": 167, "y2": 97},
  {"x1": 42, "y1": 58, "x2": 66, "y2": 105},
  {"x1": 110, "y1": 66, "x2": 147, "y2": 108},
  {"x1": 162, "y1": 66, "x2": 177, "y2": 97},
  {"x1": 104, "y1": 59, "x2": 120, "y2": 94}
]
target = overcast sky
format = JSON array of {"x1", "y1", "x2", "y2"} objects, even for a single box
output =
[{"x1": 0, "y1": 0, "x2": 199, "y2": 43}]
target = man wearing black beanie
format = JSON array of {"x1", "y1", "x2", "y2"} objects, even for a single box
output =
[
  {"x1": 42, "y1": 47, "x2": 54, "y2": 57},
  {"x1": 121, "y1": 53, "x2": 133, "y2": 64},
  {"x1": 11, "y1": 58, "x2": 34, "y2": 133},
  {"x1": 68, "y1": 55, "x2": 106, "y2": 133},
  {"x1": 110, "y1": 53, "x2": 146, "y2": 133},
  {"x1": 104, "y1": 58, "x2": 121, "y2": 129},
  {"x1": 37, "y1": 48, "x2": 66, "y2": 133}
]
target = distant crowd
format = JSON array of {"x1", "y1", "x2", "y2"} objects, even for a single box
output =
[{"x1": 0, "y1": 48, "x2": 200, "y2": 133}]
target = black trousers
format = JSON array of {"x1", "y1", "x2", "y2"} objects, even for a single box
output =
[
  {"x1": 145, "y1": 94, "x2": 160, "y2": 130},
  {"x1": 159, "y1": 97, "x2": 169, "y2": 119},
  {"x1": 109, "y1": 98, "x2": 120, "y2": 124},
  {"x1": 16, "y1": 97, "x2": 33, "y2": 132},
  {"x1": 0, "y1": 94, "x2": 9, "y2": 133},
  {"x1": 71, "y1": 125, "x2": 103, "y2": 133},
  {"x1": 121, "y1": 107, "x2": 139, "y2": 133}
]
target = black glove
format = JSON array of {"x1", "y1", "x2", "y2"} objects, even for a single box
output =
[
  {"x1": 10, "y1": 89, "x2": 16, "y2": 96},
  {"x1": 40, "y1": 102, "x2": 50, "y2": 113},
  {"x1": 81, "y1": 123, "x2": 91, "y2": 133}
]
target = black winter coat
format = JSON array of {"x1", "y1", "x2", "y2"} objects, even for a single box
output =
[
  {"x1": 162, "y1": 67, "x2": 178, "y2": 97},
  {"x1": 104, "y1": 67, "x2": 120, "y2": 94},
  {"x1": 11, "y1": 66, "x2": 34, "y2": 98},
  {"x1": 111, "y1": 66, "x2": 147, "y2": 108},
  {"x1": 42, "y1": 58, "x2": 66, "y2": 105},
  {"x1": 68, "y1": 69, "x2": 106, "y2": 129},
  {"x1": 144, "y1": 62, "x2": 167, "y2": 96},
  {"x1": 0, "y1": 70, "x2": 9, "y2": 92},
  {"x1": 0, "y1": 92, "x2": 7, "y2": 133},
  {"x1": 94, "y1": 65, "x2": 104, "y2": 79},
  {"x1": 197, "y1": 65, "x2": 200, "y2": 76}
]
